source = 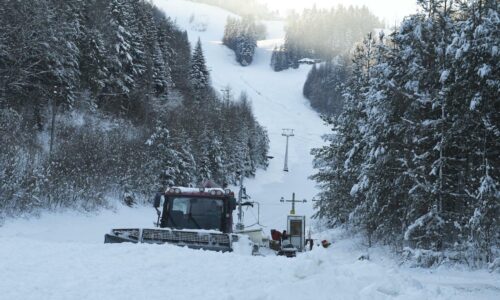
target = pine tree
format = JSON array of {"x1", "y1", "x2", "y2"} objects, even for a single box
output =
[
  {"x1": 275, "y1": 45, "x2": 289, "y2": 71},
  {"x1": 196, "y1": 128, "x2": 213, "y2": 182},
  {"x1": 78, "y1": 0, "x2": 108, "y2": 100},
  {"x1": 146, "y1": 123, "x2": 180, "y2": 187},
  {"x1": 311, "y1": 1, "x2": 499, "y2": 264},
  {"x1": 449, "y1": 2, "x2": 500, "y2": 264},
  {"x1": 101, "y1": 0, "x2": 137, "y2": 113},
  {"x1": 270, "y1": 46, "x2": 279, "y2": 71},
  {"x1": 170, "y1": 30, "x2": 191, "y2": 92},
  {"x1": 189, "y1": 38, "x2": 210, "y2": 95}
]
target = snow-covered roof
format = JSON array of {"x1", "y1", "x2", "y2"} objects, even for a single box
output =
[
  {"x1": 167, "y1": 186, "x2": 231, "y2": 195},
  {"x1": 298, "y1": 58, "x2": 321, "y2": 63},
  {"x1": 298, "y1": 58, "x2": 315, "y2": 62}
]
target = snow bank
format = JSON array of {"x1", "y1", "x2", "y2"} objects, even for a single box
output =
[{"x1": 2, "y1": 208, "x2": 499, "y2": 300}]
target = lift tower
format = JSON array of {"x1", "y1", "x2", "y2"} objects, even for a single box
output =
[{"x1": 282, "y1": 129, "x2": 294, "y2": 172}]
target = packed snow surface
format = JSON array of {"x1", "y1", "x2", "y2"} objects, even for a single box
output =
[
  {"x1": 1, "y1": 206, "x2": 499, "y2": 300},
  {"x1": 1, "y1": 1, "x2": 499, "y2": 299}
]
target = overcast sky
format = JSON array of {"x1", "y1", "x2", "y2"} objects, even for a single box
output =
[{"x1": 259, "y1": 0, "x2": 419, "y2": 25}]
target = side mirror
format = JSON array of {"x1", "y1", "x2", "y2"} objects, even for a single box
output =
[
  {"x1": 153, "y1": 192, "x2": 161, "y2": 208},
  {"x1": 230, "y1": 198, "x2": 237, "y2": 210}
]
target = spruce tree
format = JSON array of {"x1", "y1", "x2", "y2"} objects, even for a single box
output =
[
  {"x1": 101, "y1": 0, "x2": 137, "y2": 113},
  {"x1": 311, "y1": 1, "x2": 499, "y2": 264},
  {"x1": 189, "y1": 38, "x2": 210, "y2": 95}
]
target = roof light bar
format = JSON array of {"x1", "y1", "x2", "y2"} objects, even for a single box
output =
[
  {"x1": 168, "y1": 188, "x2": 182, "y2": 194},
  {"x1": 210, "y1": 190, "x2": 224, "y2": 196}
]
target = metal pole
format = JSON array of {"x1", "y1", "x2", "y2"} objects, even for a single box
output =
[
  {"x1": 280, "y1": 193, "x2": 306, "y2": 215},
  {"x1": 254, "y1": 201, "x2": 261, "y2": 226},
  {"x1": 282, "y1": 129, "x2": 294, "y2": 172},
  {"x1": 236, "y1": 176, "x2": 244, "y2": 231},
  {"x1": 284, "y1": 135, "x2": 289, "y2": 172}
]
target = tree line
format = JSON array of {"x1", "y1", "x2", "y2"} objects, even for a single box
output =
[
  {"x1": 271, "y1": 5, "x2": 382, "y2": 72},
  {"x1": 222, "y1": 15, "x2": 266, "y2": 66},
  {"x1": 0, "y1": 0, "x2": 269, "y2": 218},
  {"x1": 269, "y1": 5, "x2": 381, "y2": 115},
  {"x1": 311, "y1": 0, "x2": 499, "y2": 267},
  {"x1": 189, "y1": 0, "x2": 278, "y2": 20},
  {"x1": 303, "y1": 58, "x2": 349, "y2": 115}
]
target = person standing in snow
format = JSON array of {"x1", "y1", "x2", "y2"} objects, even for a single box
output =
[{"x1": 281, "y1": 230, "x2": 289, "y2": 242}]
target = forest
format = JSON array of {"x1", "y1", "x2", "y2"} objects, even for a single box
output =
[
  {"x1": 189, "y1": 0, "x2": 278, "y2": 20},
  {"x1": 312, "y1": 0, "x2": 499, "y2": 267},
  {"x1": 302, "y1": 58, "x2": 350, "y2": 115},
  {"x1": 222, "y1": 15, "x2": 266, "y2": 66},
  {"x1": 271, "y1": 5, "x2": 382, "y2": 72},
  {"x1": 0, "y1": 0, "x2": 269, "y2": 218},
  {"x1": 270, "y1": 5, "x2": 382, "y2": 115}
]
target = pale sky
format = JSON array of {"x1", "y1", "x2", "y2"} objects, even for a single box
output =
[{"x1": 259, "y1": 0, "x2": 419, "y2": 26}]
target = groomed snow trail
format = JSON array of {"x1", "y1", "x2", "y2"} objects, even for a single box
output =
[
  {"x1": 1, "y1": 206, "x2": 499, "y2": 300},
  {"x1": 156, "y1": 0, "x2": 326, "y2": 230},
  {"x1": 0, "y1": 1, "x2": 499, "y2": 299}
]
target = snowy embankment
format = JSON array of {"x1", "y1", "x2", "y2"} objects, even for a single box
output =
[{"x1": 0, "y1": 1, "x2": 499, "y2": 299}]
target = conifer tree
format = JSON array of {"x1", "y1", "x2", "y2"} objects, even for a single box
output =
[
  {"x1": 222, "y1": 15, "x2": 260, "y2": 66},
  {"x1": 78, "y1": 0, "x2": 108, "y2": 99},
  {"x1": 312, "y1": 1, "x2": 499, "y2": 264},
  {"x1": 0, "y1": 0, "x2": 270, "y2": 220},
  {"x1": 189, "y1": 38, "x2": 210, "y2": 95},
  {"x1": 101, "y1": 0, "x2": 137, "y2": 113}
]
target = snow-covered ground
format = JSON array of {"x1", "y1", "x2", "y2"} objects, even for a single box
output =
[
  {"x1": 0, "y1": 1, "x2": 499, "y2": 299},
  {"x1": 1, "y1": 206, "x2": 499, "y2": 300}
]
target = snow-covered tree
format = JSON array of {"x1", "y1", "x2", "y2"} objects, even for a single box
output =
[
  {"x1": 189, "y1": 38, "x2": 210, "y2": 94},
  {"x1": 101, "y1": 0, "x2": 139, "y2": 113},
  {"x1": 0, "y1": 0, "x2": 270, "y2": 218},
  {"x1": 303, "y1": 58, "x2": 349, "y2": 115},
  {"x1": 270, "y1": 45, "x2": 289, "y2": 72},
  {"x1": 222, "y1": 16, "x2": 260, "y2": 66},
  {"x1": 312, "y1": 0, "x2": 499, "y2": 265}
]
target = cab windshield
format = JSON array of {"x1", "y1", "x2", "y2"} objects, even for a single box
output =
[{"x1": 166, "y1": 197, "x2": 224, "y2": 231}]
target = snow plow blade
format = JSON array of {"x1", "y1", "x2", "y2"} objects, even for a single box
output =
[{"x1": 104, "y1": 228, "x2": 235, "y2": 252}]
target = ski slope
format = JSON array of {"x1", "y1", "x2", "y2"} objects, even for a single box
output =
[
  {"x1": 157, "y1": 0, "x2": 326, "y2": 230},
  {"x1": 0, "y1": 1, "x2": 499, "y2": 299}
]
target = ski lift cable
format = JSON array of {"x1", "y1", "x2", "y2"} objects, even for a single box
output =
[
  {"x1": 244, "y1": 201, "x2": 267, "y2": 228},
  {"x1": 245, "y1": 206, "x2": 259, "y2": 225},
  {"x1": 246, "y1": 222, "x2": 266, "y2": 228}
]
